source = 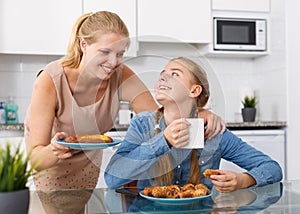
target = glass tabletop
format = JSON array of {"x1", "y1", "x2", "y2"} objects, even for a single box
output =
[{"x1": 29, "y1": 181, "x2": 300, "y2": 213}]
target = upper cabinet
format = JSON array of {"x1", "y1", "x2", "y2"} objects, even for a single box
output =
[
  {"x1": 212, "y1": 0, "x2": 270, "y2": 12},
  {"x1": 137, "y1": 0, "x2": 211, "y2": 44},
  {"x1": 0, "y1": 0, "x2": 82, "y2": 55},
  {"x1": 0, "y1": 0, "x2": 270, "y2": 57},
  {"x1": 83, "y1": 0, "x2": 137, "y2": 57}
]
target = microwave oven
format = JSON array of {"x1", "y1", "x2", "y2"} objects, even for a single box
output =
[{"x1": 213, "y1": 17, "x2": 267, "y2": 51}]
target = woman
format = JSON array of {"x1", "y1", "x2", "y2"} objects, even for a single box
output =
[
  {"x1": 104, "y1": 57, "x2": 282, "y2": 192},
  {"x1": 25, "y1": 11, "x2": 225, "y2": 190}
]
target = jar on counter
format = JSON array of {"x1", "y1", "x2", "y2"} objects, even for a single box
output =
[
  {"x1": 118, "y1": 102, "x2": 133, "y2": 125},
  {"x1": 0, "y1": 102, "x2": 5, "y2": 124},
  {"x1": 5, "y1": 96, "x2": 19, "y2": 124}
]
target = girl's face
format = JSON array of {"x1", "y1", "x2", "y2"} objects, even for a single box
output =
[
  {"x1": 81, "y1": 32, "x2": 129, "y2": 80},
  {"x1": 155, "y1": 60, "x2": 198, "y2": 106}
]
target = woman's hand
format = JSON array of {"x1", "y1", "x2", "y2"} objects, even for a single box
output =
[
  {"x1": 50, "y1": 132, "x2": 82, "y2": 159},
  {"x1": 198, "y1": 109, "x2": 226, "y2": 139},
  {"x1": 163, "y1": 118, "x2": 191, "y2": 148},
  {"x1": 209, "y1": 170, "x2": 256, "y2": 193}
]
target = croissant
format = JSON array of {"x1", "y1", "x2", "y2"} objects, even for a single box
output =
[
  {"x1": 64, "y1": 134, "x2": 113, "y2": 143},
  {"x1": 181, "y1": 183, "x2": 195, "y2": 192},
  {"x1": 179, "y1": 189, "x2": 194, "y2": 198},
  {"x1": 152, "y1": 186, "x2": 167, "y2": 198},
  {"x1": 142, "y1": 186, "x2": 155, "y2": 196},
  {"x1": 166, "y1": 185, "x2": 181, "y2": 198},
  {"x1": 203, "y1": 169, "x2": 220, "y2": 178},
  {"x1": 195, "y1": 184, "x2": 210, "y2": 195},
  {"x1": 142, "y1": 183, "x2": 210, "y2": 198}
]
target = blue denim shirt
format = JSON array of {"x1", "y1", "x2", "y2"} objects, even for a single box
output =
[{"x1": 105, "y1": 111, "x2": 282, "y2": 190}]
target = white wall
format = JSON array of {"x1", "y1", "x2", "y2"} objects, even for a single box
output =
[
  {"x1": 0, "y1": 54, "x2": 61, "y2": 122},
  {"x1": 0, "y1": 1, "x2": 288, "y2": 124},
  {"x1": 0, "y1": 48, "x2": 258, "y2": 123},
  {"x1": 286, "y1": 1, "x2": 300, "y2": 179},
  {"x1": 254, "y1": 0, "x2": 287, "y2": 122}
]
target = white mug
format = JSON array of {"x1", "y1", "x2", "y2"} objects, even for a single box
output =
[{"x1": 182, "y1": 118, "x2": 204, "y2": 149}]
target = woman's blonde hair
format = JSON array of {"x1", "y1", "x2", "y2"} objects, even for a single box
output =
[
  {"x1": 153, "y1": 57, "x2": 210, "y2": 186},
  {"x1": 61, "y1": 11, "x2": 129, "y2": 69}
]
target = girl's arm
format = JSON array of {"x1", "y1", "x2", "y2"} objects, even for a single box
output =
[
  {"x1": 119, "y1": 65, "x2": 158, "y2": 113},
  {"x1": 210, "y1": 130, "x2": 283, "y2": 192},
  {"x1": 104, "y1": 114, "x2": 170, "y2": 189}
]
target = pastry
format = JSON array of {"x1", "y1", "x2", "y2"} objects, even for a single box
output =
[
  {"x1": 64, "y1": 134, "x2": 113, "y2": 143},
  {"x1": 166, "y1": 185, "x2": 181, "y2": 198},
  {"x1": 181, "y1": 183, "x2": 195, "y2": 192},
  {"x1": 179, "y1": 189, "x2": 194, "y2": 198},
  {"x1": 203, "y1": 169, "x2": 220, "y2": 178},
  {"x1": 142, "y1": 183, "x2": 210, "y2": 199},
  {"x1": 195, "y1": 184, "x2": 210, "y2": 195},
  {"x1": 151, "y1": 186, "x2": 167, "y2": 198},
  {"x1": 142, "y1": 186, "x2": 155, "y2": 196}
]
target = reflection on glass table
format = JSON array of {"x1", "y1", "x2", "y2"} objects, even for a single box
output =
[{"x1": 29, "y1": 181, "x2": 300, "y2": 213}]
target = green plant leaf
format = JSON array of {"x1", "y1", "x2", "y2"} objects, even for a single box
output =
[
  {"x1": 241, "y1": 96, "x2": 257, "y2": 108},
  {"x1": 0, "y1": 142, "x2": 37, "y2": 192}
]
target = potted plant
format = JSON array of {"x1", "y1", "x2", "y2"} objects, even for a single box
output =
[
  {"x1": 0, "y1": 142, "x2": 36, "y2": 214},
  {"x1": 241, "y1": 95, "x2": 257, "y2": 122}
]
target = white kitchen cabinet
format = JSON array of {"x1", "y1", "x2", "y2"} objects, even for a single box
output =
[
  {"x1": 97, "y1": 146, "x2": 118, "y2": 188},
  {"x1": 96, "y1": 131, "x2": 126, "y2": 188},
  {"x1": 0, "y1": 0, "x2": 82, "y2": 55},
  {"x1": 83, "y1": 0, "x2": 137, "y2": 57},
  {"x1": 212, "y1": 0, "x2": 270, "y2": 12},
  {"x1": 137, "y1": 0, "x2": 211, "y2": 43}
]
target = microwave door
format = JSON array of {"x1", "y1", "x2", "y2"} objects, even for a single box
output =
[{"x1": 213, "y1": 18, "x2": 266, "y2": 51}]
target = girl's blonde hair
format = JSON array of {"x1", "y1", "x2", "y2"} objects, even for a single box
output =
[
  {"x1": 61, "y1": 11, "x2": 129, "y2": 69},
  {"x1": 171, "y1": 57, "x2": 210, "y2": 108},
  {"x1": 153, "y1": 57, "x2": 210, "y2": 186}
]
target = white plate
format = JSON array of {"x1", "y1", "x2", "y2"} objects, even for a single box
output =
[
  {"x1": 57, "y1": 138, "x2": 121, "y2": 150},
  {"x1": 139, "y1": 190, "x2": 212, "y2": 205}
]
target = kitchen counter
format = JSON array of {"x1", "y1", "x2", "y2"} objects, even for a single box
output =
[
  {"x1": 28, "y1": 181, "x2": 300, "y2": 213},
  {"x1": 0, "y1": 121, "x2": 288, "y2": 132},
  {"x1": 111, "y1": 121, "x2": 288, "y2": 132},
  {"x1": 226, "y1": 121, "x2": 287, "y2": 130},
  {"x1": 0, "y1": 124, "x2": 24, "y2": 137},
  {"x1": 0, "y1": 123, "x2": 24, "y2": 131}
]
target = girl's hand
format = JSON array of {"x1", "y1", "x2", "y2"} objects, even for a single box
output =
[
  {"x1": 209, "y1": 170, "x2": 256, "y2": 193},
  {"x1": 50, "y1": 132, "x2": 82, "y2": 159},
  {"x1": 163, "y1": 118, "x2": 191, "y2": 148},
  {"x1": 198, "y1": 109, "x2": 226, "y2": 140}
]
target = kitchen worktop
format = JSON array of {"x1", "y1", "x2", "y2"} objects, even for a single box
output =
[
  {"x1": 0, "y1": 123, "x2": 24, "y2": 131},
  {"x1": 226, "y1": 121, "x2": 287, "y2": 130},
  {"x1": 0, "y1": 121, "x2": 287, "y2": 133},
  {"x1": 0, "y1": 124, "x2": 24, "y2": 137}
]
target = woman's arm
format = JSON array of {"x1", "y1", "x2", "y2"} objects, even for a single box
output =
[
  {"x1": 27, "y1": 72, "x2": 72, "y2": 170},
  {"x1": 119, "y1": 65, "x2": 158, "y2": 113},
  {"x1": 199, "y1": 109, "x2": 226, "y2": 139}
]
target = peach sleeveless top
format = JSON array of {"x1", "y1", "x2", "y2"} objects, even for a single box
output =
[{"x1": 24, "y1": 60, "x2": 122, "y2": 190}]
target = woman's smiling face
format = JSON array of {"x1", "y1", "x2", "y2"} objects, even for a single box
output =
[
  {"x1": 155, "y1": 60, "x2": 196, "y2": 106},
  {"x1": 82, "y1": 32, "x2": 129, "y2": 80}
]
